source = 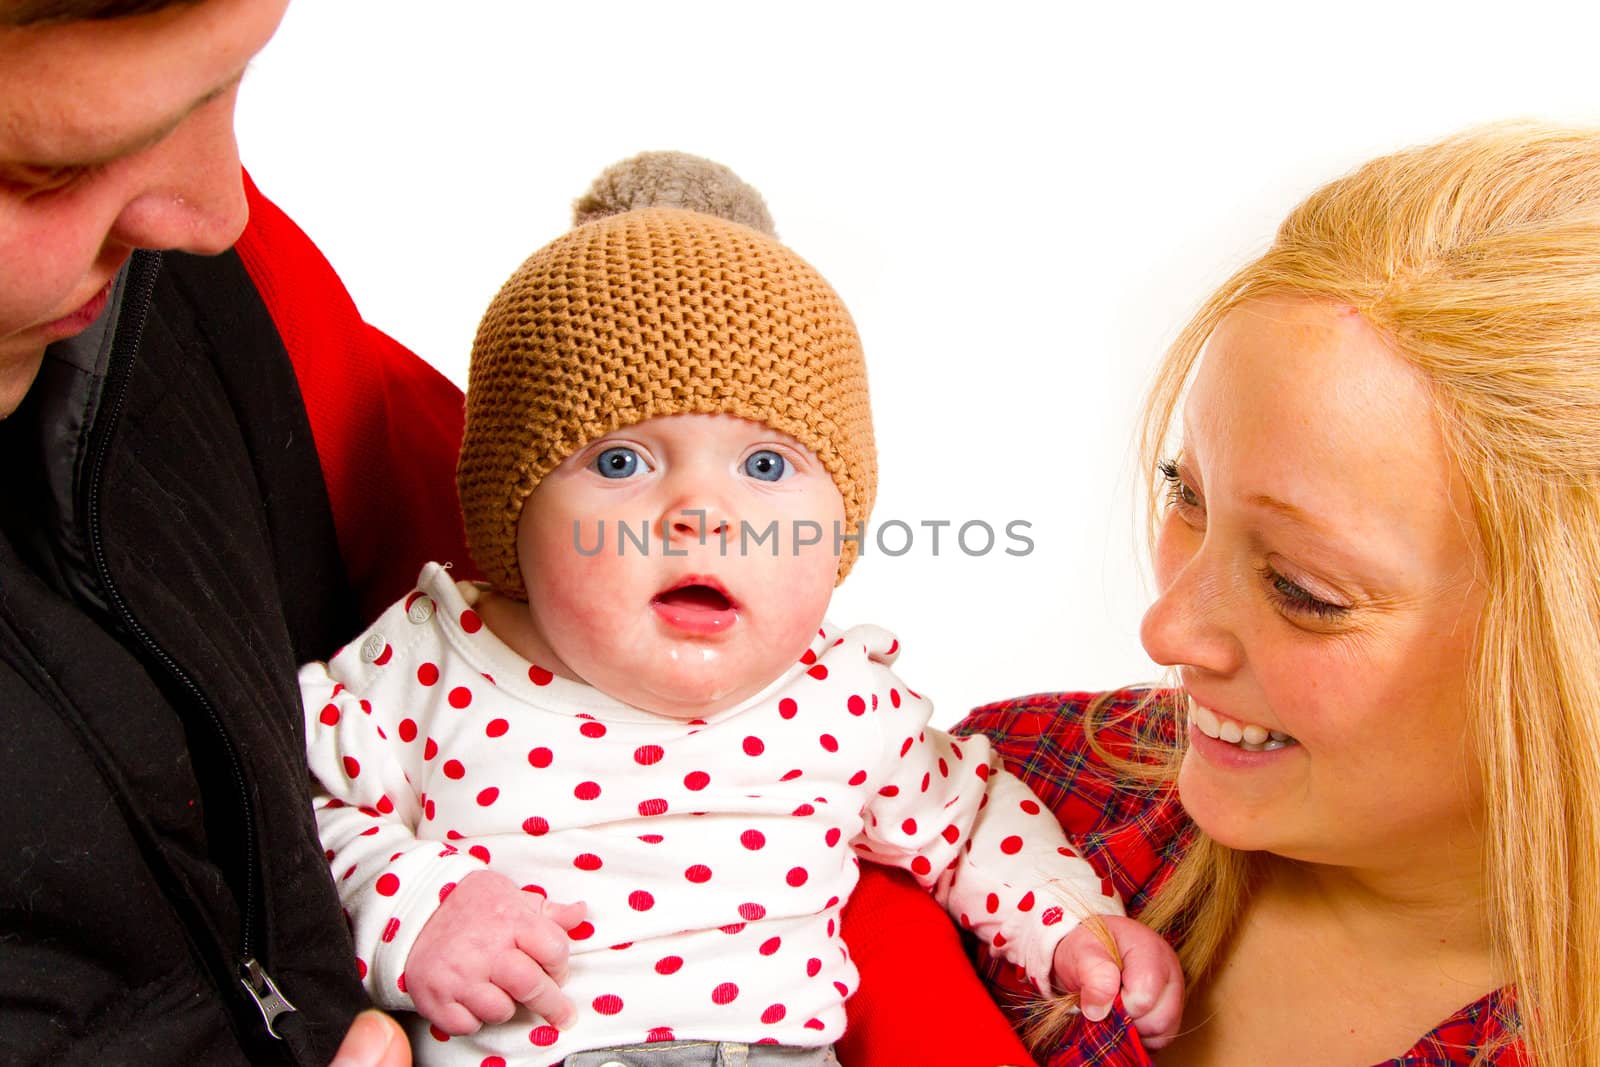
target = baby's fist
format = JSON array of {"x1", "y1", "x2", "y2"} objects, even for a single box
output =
[
  {"x1": 1051, "y1": 914, "x2": 1184, "y2": 1049},
  {"x1": 404, "y1": 870, "x2": 586, "y2": 1035}
]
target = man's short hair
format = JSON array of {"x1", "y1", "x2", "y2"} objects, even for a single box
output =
[{"x1": 3, "y1": 0, "x2": 198, "y2": 26}]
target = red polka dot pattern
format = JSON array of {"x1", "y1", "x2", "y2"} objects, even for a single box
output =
[{"x1": 311, "y1": 608, "x2": 1109, "y2": 1059}]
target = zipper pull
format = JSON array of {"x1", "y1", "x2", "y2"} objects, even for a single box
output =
[{"x1": 239, "y1": 956, "x2": 298, "y2": 1038}]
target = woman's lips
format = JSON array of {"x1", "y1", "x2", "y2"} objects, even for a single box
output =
[
  {"x1": 41, "y1": 279, "x2": 113, "y2": 340},
  {"x1": 651, "y1": 580, "x2": 738, "y2": 635}
]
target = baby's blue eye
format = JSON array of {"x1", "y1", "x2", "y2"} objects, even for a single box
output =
[
  {"x1": 594, "y1": 447, "x2": 640, "y2": 479},
  {"x1": 744, "y1": 450, "x2": 787, "y2": 482}
]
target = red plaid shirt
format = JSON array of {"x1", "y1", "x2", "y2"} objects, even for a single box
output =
[{"x1": 954, "y1": 689, "x2": 1524, "y2": 1067}]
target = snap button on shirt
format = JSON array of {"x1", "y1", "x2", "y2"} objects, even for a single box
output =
[{"x1": 359, "y1": 633, "x2": 387, "y2": 663}]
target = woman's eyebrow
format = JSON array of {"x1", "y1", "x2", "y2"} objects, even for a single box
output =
[{"x1": 1246, "y1": 491, "x2": 1339, "y2": 538}]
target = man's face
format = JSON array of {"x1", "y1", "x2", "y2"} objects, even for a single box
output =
[{"x1": 0, "y1": 0, "x2": 290, "y2": 416}]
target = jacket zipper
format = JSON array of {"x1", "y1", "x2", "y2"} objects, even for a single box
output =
[{"x1": 81, "y1": 250, "x2": 298, "y2": 1041}]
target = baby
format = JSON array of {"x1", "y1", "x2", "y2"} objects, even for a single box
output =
[{"x1": 303, "y1": 154, "x2": 1182, "y2": 1066}]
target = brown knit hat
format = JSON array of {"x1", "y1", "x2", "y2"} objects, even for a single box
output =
[{"x1": 457, "y1": 153, "x2": 876, "y2": 597}]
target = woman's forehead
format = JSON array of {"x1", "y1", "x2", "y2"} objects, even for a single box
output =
[{"x1": 1183, "y1": 298, "x2": 1477, "y2": 574}]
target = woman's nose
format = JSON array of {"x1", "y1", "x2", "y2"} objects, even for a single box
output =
[{"x1": 1139, "y1": 542, "x2": 1244, "y2": 677}]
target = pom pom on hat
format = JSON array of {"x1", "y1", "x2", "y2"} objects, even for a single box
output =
[
  {"x1": 458, "y1": 151, "x2": 876, "y2": 597},
  {"x1": 573, "y1": 150, "x2": 777, "y2": 237}
]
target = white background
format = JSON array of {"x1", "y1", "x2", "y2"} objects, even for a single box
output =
[{"x1": 237, "y1": 1, "x2": 1600, "y2": 726}]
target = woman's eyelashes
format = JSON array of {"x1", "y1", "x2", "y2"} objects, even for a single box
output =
[
  {"x1": 1258, "y1": 565, "x2": 1349, "y2": 620},
  {"x1": 1159, "y1": 458, "x2": 1352, "y2": 622},
  {"x1": 1159, "y1": 458, "x2": 1202, "y2": 515}
]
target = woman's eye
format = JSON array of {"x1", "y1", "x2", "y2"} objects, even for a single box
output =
[
  {"x1": 594, "y1": 447, "x2": 641, "y2": 479},
  {"x1": 1259, "y1": 566, "x2": 1349, "y2": 620},
  {"x1": 1159, "y1": 459, "x2": 1201, "y2": 511},
  {"x1": 744, "y1": 450, "x2": 788, "y2": 482}
]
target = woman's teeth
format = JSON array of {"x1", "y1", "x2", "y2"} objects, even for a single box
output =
[{"x1": 1190, "y1": 701, "x2": 1296, "y2": 752}]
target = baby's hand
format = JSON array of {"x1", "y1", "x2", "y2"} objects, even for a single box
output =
[
  {"x1": 1051, "y1": 914, "x2": 1185, "y2": 1049},
  {"x1": 403, "y1": 870, "x2": 587, "y2": 1035}
]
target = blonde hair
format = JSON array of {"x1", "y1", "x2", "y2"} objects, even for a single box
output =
[{"x1": 1094, "y1": 123, "x2": 1600, "y2": 1065}]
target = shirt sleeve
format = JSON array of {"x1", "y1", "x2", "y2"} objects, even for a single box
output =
[
  {"x1": 301, "y1": 653, "x2": 487, "y2": 1010},
  {"x1": 852, "y1": 673, "x2": 1124, "y2": 995}
]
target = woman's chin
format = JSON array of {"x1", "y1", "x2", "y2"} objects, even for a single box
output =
[{"x1": 1176, "y1": 756, "x2": 1291, "y2": 855}]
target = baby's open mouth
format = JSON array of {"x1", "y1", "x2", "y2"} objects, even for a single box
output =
[
  {"x1": 653, "y1": 583, "x2": 733, "y2": 612},
  {"x1": 651, "y1": 577, "x2": 739, "y2": 634}
]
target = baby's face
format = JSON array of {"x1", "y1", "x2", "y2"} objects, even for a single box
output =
[{"x1": 515, "y1": 413, "x2": 845, "y2": 719}]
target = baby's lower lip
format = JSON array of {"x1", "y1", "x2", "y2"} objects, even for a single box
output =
[{"x1": 651, "y1": 598, "x2": 739, "y2": 635}]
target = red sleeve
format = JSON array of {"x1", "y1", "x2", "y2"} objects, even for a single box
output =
[
  {"x1": 233, "y1": 170, "x2": 477, "y2": 621},
  {"x1": 839, "y1": 865, "x2": 1040, "y2": 1067}
]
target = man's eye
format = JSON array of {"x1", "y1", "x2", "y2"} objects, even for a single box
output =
[
  {"x1": 743, "y1": 450, "x2": 788, "y2": 482},
  {"x1": 2, "y1": 163, "x2": 88, "y2": 197},
  {"x1": 594, "y1": 447, "x2": 641, "y2": 479}
]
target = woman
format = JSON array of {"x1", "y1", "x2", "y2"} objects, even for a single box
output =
[{"x1": 950, "y1": 123, "x2": 1600, "y2": 1066}]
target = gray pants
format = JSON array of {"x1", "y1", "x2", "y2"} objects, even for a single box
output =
[{"x1": 562, "y1": 1040, "x2": 839, "y2": 1067}]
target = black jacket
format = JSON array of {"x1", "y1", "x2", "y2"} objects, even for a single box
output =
[{"x1": 0, "y1": 247, "x2": 371, "y2": 1064}]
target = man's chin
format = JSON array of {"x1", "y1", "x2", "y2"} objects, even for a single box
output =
[{"x1": 0, "y1": 342, "x2": 48, "y2": 420}]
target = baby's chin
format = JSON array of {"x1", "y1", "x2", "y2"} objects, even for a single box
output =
[{"x1": 605, "y1": 673, "x2": 765, "y2": 720}]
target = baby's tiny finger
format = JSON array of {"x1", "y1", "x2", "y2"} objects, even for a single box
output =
[
  {"x1": 1080, "y1": 960, "x2": 1121, "y2": 1022},
  {"x1": 516, "y1": 919, "x2": 574, "y2": 983},
  {"x1": 429, "y1": 1000, "x2": 485, "y2": 1037},
  {"x1": 457, "y1": 982, "x2": 518, "y2": 1028},
  {"x1": 545, "y1": 899, "x2": 588, "y2": 931},
  {"x1": 491, "y1": 953, "x2": 547, "y2": 1004},
  {"x1": 524, "y1": 977, "x2": 578, "y2": 1031},
  {"x1": 1132, "y1": 973, "x2": 1187, "y2": 1048}
]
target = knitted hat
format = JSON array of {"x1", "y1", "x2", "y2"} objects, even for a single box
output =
[{"x1": 457, "y1": 152, "x2": 876, "y2": 597}]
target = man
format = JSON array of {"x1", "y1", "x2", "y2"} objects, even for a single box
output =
[{"x1": 1, "y1": 1, "x2": 462, "y2": 1062}]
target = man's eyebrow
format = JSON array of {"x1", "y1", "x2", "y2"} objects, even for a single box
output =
[{"x1": 31, "y1": 67, "x2": 244, "y2": 169}]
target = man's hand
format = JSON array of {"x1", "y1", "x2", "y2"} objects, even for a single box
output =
[
  {"x1": 403, "y1": 870, "x2": 587, "y2": 1035},
  {"x1": 329, "y1": 1010, "x2": 410, "y2": 1067},
  {"x1": 1051, "y1": 914, "x2": 1185, "y2": 1049}
]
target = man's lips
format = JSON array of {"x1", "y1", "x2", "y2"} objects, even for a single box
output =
[
  {"x1": 41, "y1": 278, "x2": 113, "y2": 339},
  {"x1": 651, "y1": 576, "x2": 738, "y2": 635}
]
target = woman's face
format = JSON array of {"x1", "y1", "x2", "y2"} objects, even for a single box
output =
[{"x1": 1140, "y1": 297, "x2": 1486, "y2": 871}]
